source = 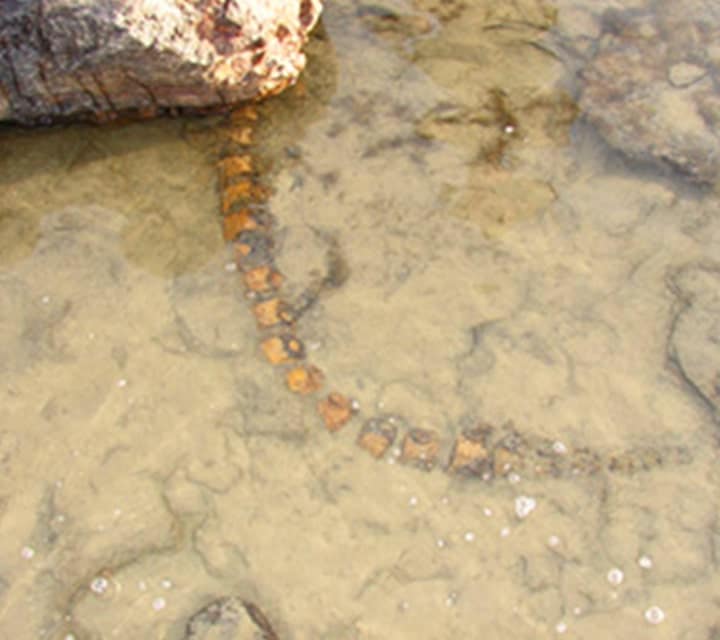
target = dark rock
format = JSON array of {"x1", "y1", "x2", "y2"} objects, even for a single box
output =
[
  {"x1": 0, "y1": 0, "x2": 322, "y2": 124},
  {"x1": 578, "y1": 0, "x2": 720, "y2": 184}
]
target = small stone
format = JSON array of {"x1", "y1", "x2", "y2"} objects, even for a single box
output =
[
  {"x1": 668, "y1": 62, "x2": 706, "y2": 88},
  {"x1": 464, "y1": 531, "x2": 476, "y2": 542},
  {"x1": 556, "y1": 621, "x2": 568, "y2": 634},
  {"x1": 152, "y1": 597, "x2": 167, "y2": 611},
  {"x1": 638, "y1": 554, "x2": 653, "y2": 569},
  {"x1": 500, "y1": 526, "x2": 511, "y2": 538},
  {"x1": 547, "y1": 535, "x2": 560, "y2": 547}
]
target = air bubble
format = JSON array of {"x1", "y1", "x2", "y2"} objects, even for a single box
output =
[
  {"x1": 607, "y1": 568, "x2": 624, "y2": 586},
  {"x1": 515, "y1": 495, "x2": 537, "y2": 519},
  {"x1": 644, "y1": 606, "x2": 665, "y2": 625},
  {"x1": 90, "y1": 577, "x2": 109, "y2": 595}
]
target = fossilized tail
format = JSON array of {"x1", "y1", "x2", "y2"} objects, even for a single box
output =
[{"x1": 218, "y1": 105, "x2": 692, "y2": 482}]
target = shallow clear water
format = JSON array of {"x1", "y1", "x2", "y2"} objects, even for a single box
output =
[{"x1": 1, "y1": 0, "x2": 720, "y2": 638}]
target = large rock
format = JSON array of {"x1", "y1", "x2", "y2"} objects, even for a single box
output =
[
  {"x1": 578, "y1": 0, "x2": 720, "y2": 185},
  {"x1": 0, "y1": 0, "x2": 322, "y2": 124}
]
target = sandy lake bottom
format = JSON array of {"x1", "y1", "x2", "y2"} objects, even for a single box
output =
[{"x1": 1, "y1": 0, "x2": 720, "y2": 638}]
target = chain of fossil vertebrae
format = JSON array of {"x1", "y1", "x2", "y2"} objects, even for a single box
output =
[{"x1": 217, "y1": 104, "x2": 692, "y2": 481}]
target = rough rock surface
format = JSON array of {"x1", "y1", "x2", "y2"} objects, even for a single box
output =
[
  {"x1": 0, "y1": 0, "x2": 322, "y2": 124},
  {"x1": 667, "y1": 262, "x2": 720, "y2": 425},
  {"x1": 578, "y1": 0, "x2": 720, "y2": 184},
  {"x1": 183, "y1": 597, "x2": 279, "y2": 639}
]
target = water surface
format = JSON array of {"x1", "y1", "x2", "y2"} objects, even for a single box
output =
[{"x1": 1, "y1": 0, "x2": 719, "y2": 638}]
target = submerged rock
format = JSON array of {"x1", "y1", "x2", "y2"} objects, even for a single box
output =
[
  {"x1": 183, "y1": 597, "x2": 279, "y2": 640},
  {"x1": 0, "y1": 0, "x2": 322, "y2": 124},
  {"x1": 578, "y1": 0, "x2": 720, "y2": 184}
]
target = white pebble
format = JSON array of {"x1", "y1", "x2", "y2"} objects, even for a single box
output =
[
  {"x1": 440, "y1": 496, "x2": 449, "y2": 505},
  {"x1": 20, "y1": 546, "x2": 35, "y2": 560},
  {"x1": 116, "y1": 379, "x2": 127, "y2": 388},
  {"x1": 445, "y1": 592, "x2": 458, "y2": 607},
  {"x1": 160, "y1": 579, "x2": 173, "y2": 590},
  {"x1": 408, "y1": 496, "x2": 418, "y2": 507},
  {"x1": 436, "y1": 538, "x2": 447, "y2": 549},
  {"x1": 483, "y1": 507, "x2": 493, "y2": 517},
  {"x1": 607, "y1": 568, "x2": 624, "y2": 586},
  {"x1": 152, "y1": 597, "x2": 166, "y2": 611},
  {"x1": 644, "y1": 606, "x2": 665, "y2": 625},
  {"x1": 508, "y1": 472, "x2": 521, "y2": 484},
  {"x1": 515, "y1": 495, "x2": 537, "y2": 519},
  {"x1": 552, "y1": 441, "x2": 567, "y2": 454},
  {"x1": 138, "y1": 580, "x2": 148, "y2": 592},
  {"x1": 41, "y1": 295, "x2": 50, "y2": 304},
  {"x1": 464, "y1": 531, "x2": 476, "y2": 542},
  {"x1": 638, "y1": 554, "x2": 653, "y2": 569},
  {"x1": 224, "y1": 262, "x2": 237, "y2": 272},
  {"x1": 500, "y1": 526, "x2": 511, "y2": 538},
  {"x1": 555, "y1": 621, "x2": 568, "y2": 634},
  {"x1": 548, "y1": 535, "x2": 560, "y2": 547}
]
